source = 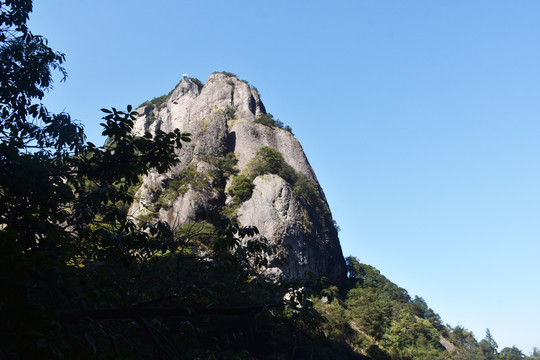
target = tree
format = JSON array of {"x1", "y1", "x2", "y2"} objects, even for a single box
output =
[
  {"x1": 499, "y1": 346, "x2": 525, "y2": 360},
  {"x1": 447, "y1": 325, "x2": 481, "y2": 354},
  {"x1": 528, "y1": 348, "x2": 540, "y2": 360},
  {"x1": 479, "y1": 328, "x2": 498, "y2": 360},
  {"x1": 0, "y1": 2, "x2": 320, "y2": 358},
  {"x1": 411, "y1": 296, "x2": 429, "y2": 318}
]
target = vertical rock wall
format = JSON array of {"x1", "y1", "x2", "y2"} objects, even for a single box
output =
[{"x1": 130, "y1": 73, "x2": 347, "y2": 286}]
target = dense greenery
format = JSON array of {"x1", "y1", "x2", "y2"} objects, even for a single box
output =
[
  {"x1": 228, "y1": 174, "x2": 255, "y2": 205},
  {"x1": 312, "y1": 257, "x2": 538, "y2": 360}
]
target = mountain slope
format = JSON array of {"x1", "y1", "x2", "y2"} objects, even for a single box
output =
[{"x1": 130, "y1": 72, "x2": 346, "y2": 285}]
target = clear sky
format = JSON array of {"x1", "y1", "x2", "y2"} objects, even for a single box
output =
[{"x1": 29, "y1": 0, "x2": 539, "y2": 354}]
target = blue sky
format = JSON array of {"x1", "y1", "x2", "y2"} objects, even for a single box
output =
[{"x1": 29, "y1": 0, "x2": 539, "y2": 353}]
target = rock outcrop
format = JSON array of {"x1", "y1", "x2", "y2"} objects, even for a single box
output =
[{"x1": 130, "y1": 73, "x2": 347, "y2": 286}]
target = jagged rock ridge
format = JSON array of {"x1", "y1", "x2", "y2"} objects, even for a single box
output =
[{"x1": 130, "y1": 72, "x2": 347, "y2": 285}]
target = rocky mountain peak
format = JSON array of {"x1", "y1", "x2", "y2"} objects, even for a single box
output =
[{"x1": 130, "y1": 72, "x2": 347, "y2": 286}]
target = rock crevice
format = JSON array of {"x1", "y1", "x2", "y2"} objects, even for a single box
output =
[{"x1": 130, "y1": 73, "x2": 347, "y2": 286}]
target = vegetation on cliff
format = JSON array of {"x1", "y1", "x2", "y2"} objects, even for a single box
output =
[
  {"x1": 1, "y1": 2, "x2": 537, "y2": 358},
  {"x1": 254, "y1": 113, "x2": 293, "y2": 134},
  {"x1": 0, "y1": 3, "x2": 319, "y2": 358}
]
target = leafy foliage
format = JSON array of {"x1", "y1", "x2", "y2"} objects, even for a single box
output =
[
  {"x1": 169, "y1": 163, "x2": 212, "y2": 194},
  {"x1": 254, "y1": 113, "x2": 293, "y2": 134},
  {"x1": 206, "y1": 152, "x2": 239, "y2": 177},
  {"x1": 139, "y1": 94, "x2": 168, "y2": 110},
  {"x1": 313, "y1": 257, "x2": 540, "y2": 360},
  {"x1": 0, "y1": 3, "x2": 329, "y2": 358},
  {"x1": 214, "y1": 70, "x2": 238, "y2": 78},
  {"x1": 479, "y1": 329, "x2": 499, "y2": 360},
  {"x1": 498, "y1": 347, "x2": 525, "y2": 360},
  {"x1": 138, "y1": 94, "x2": 168, "y2": 125},
  {"x1": 188, "y1": 76, "x2": 204, "y2": 91},
  {"x1": 228, "y1": 174, "x2": 255, "y2": 205}
]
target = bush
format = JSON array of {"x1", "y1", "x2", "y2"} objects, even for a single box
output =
[
  {"x1": 200, "y1": 152, "x2": 239, "y2": 178},
  {"x1": 173, "y1": 164, "x2": 211, "y2": 194},
  {"x1": 214, "y1": 71, "x2": 238, "y2": 78},
  {"x1": 254, "y1": 113, "x2": 276, "y2": 127},
  {"x1": 154, "y1": 164, "x2": 212, "y2": 211},
  {"x1": 188, "y1": 77, "x2": 204, "y2": 92},
  {"x1": 228, "y1": 175, "x2": 255, "y2": 205},
  {"x1": 248, "y1": 146, "x2": 289, "y2": 178},
  {"x1": 254, "y1": 113, "x2": 293, "y2": 134},
  {"x1": 139, "y1": 94, "x2": 168, "y2": 110}
]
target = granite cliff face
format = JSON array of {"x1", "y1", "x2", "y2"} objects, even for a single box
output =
[{"x1": 130, "y1": 73, "x2": 346, "y2": 285}]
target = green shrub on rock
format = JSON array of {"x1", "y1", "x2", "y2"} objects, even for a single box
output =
[
  {"x1": 228, "y1": 175, "x2": 255, "y2": 205},
  {"x1": 254, "y1": 113, "x2": 293, "y2": 134}
]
